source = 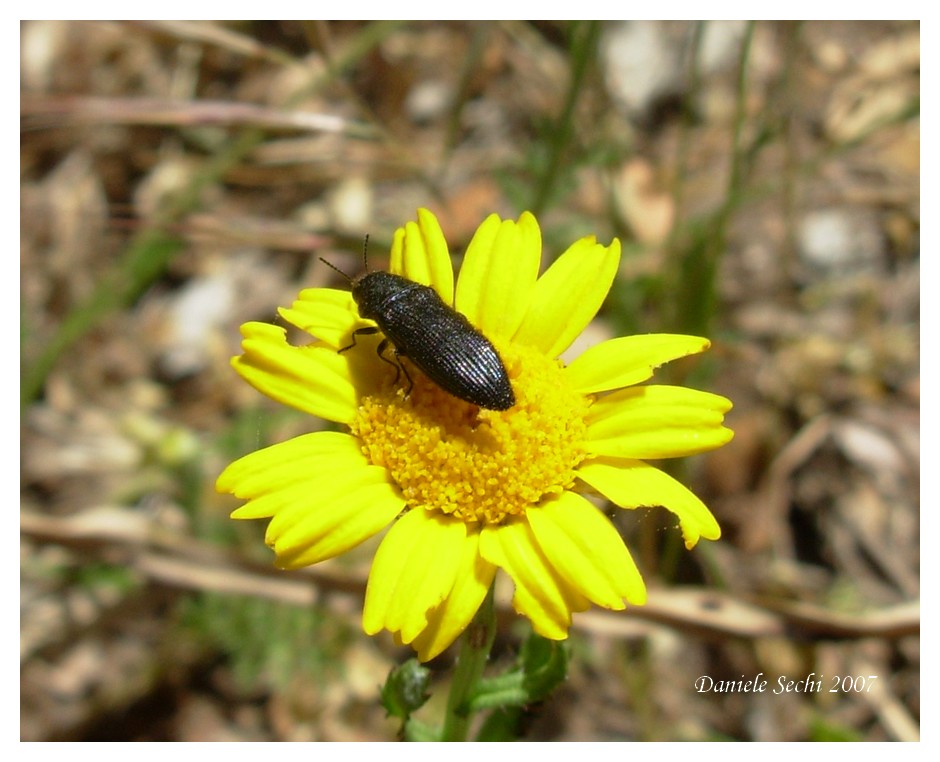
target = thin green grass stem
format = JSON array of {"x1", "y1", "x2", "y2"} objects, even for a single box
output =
[
  {"x1": 531, "y1": 20, "x2": 601, "y2": 217},
  {"x1": 670, "y1": 21, "x2": 755, "y2": 338}
]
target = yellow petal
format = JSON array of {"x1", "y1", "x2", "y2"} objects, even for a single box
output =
[
  {"x1": 231, "y1": 322, "x2": 360, "y2": 424},
  {"x1": 514, "y1": 236, "x2": 621, "y2": 358},
  {"x1": 455, "y1": 212, "x2": 541, "y2": 339},
  {"x1": 217, "y1": 431, "x2": 366, "y2": 498},
  {"x1": 577, "y1": 457, "x2": 721, "y2": 549},
  {"x1": 565, "y1": 334, "x2": 711, "y2": 395},
  {"x1": 409, "y1": 531, "x2": 497, "y2": 661},
  {"x1": 528, "y1": 492, "x2": 646, "y2": 608},
  {"x1": 586, "y1": 385, "x2": 734, "y2": 459},
  {"x1": 278, "y1": 287, "x2": 363, "y2": 348},
  {"x1": 273, "y1": 485, "x2": 404, "y2": 568},
  {"x1": 389, "y1": 208, "x2": 454, "y2": 304},
  {"x1": 479, "y1": 518, "x2": 589, "y2": 640},
  {"x1": 266, "y1": 465, "x2": 395, "y2": 549},
  {"x1": 363, "y1": 509, "x2": 467, "y2": 642}
]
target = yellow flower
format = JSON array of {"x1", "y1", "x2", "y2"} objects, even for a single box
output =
[{"x1": 217, "y1": 209, "x2": 733, "y2": 661}]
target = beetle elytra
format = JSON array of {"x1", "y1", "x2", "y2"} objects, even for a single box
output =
[{"x1": 320, "y1": 243, "x2": 515, "y2": 411}]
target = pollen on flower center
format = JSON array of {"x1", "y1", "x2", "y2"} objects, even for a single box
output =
[{"x1": 349, "y1": 339, "x2": 590, "y2": 525}]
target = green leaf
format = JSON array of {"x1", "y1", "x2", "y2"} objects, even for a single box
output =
[
  {"x1": 467, "y1": 634, "x2": 568, "y2": 712},
  {"x1": 475, "y1": 707, "x2": 524, "y2": 741}
]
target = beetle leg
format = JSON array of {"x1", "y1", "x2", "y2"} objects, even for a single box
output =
[
  {"x1": 375, "y1": 339, "x2": 414, "y2": 397},
  {"x1": 397, "y1": 351, "x2": 414, "y2": 397},
  {"x1": 339, "y1": 330, "x2": 414, "y2": 397},
  {"x1": 375, "y1": 338, "x2": 400, "y2": 383},
  {"x1": 339, "y1": 325, "x2": 380, "y2": 353}
]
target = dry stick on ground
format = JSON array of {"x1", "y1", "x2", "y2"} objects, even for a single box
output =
[{"x1": 21, "y1": 506, "x2": 920, "y2": 644}]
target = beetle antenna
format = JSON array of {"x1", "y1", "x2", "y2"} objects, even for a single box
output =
[
  {"x1": 362, "y1": 234, "x2": 370, "y2": 271},
  {"x1": 319, "y1": 257, "x2": 353, "y2": 282}
]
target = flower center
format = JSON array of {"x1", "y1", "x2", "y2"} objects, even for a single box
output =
[{"x1": 349, "y1": 338, "x2": 590, "y2": 525}]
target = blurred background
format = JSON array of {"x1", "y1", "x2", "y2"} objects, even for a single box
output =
[{"x1": 20, "y1": 20, "x2": 919, "y2": 741}]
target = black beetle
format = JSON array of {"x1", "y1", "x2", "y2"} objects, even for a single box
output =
[{"x1": 320, "y1": 245, "x2": 515, "y2": 411}]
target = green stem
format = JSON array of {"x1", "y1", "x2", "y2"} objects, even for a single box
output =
[{"x1": 440, "y1": 584, "x2": 496, "y2": 741}]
